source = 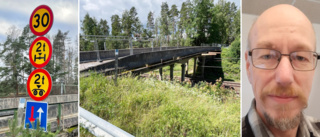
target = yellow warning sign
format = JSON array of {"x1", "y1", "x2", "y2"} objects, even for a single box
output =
[
  {"x1": 29, "y1": 37, "x2": 52, "y2": 68},
  {"x1": 27, "y1": 69, "x2": 52, "y2": 101}
]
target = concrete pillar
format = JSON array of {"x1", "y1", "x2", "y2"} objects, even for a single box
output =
[
  {"x1": 193, "y1": 57, "x2": 197, "y2": 77},
  {"x1": 159, "y1": 68, "x2": 163, "y2": 80},
  {"x1": 201, "y1": 56, "x2": 206, "y2": 78},
  {"x1": 186, "y1": 60, "x2": 189, "y2": 75},
  {"x1": 104, "y1": 42, "x2": 106, "y2": 50},
  {"x1": 181, "y1": 63, "x2": 186, "y2": 82},
  {"x1": 170, "y1": 64, "x2": 174, "y2": 81}
]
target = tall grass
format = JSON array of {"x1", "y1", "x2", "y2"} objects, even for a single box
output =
[{"x1": 80, "y1": 73, "x2": 240, "y2": 136}]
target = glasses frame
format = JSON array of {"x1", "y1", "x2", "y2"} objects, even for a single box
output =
[{"x1": 248, "y1": 48, "x2": 320, "y2": 71}]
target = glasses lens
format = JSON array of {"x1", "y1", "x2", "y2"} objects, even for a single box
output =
[
  {"x1": 251, "y1": 49, "x2": 280, "y2": 69},
  {"x1": 291, "y1": 51, "x2": 317, "y2": 70}
]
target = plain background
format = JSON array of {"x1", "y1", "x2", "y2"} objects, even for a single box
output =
[{"x1": 242, "y1": 0, "x2": 320, "y2": 119}]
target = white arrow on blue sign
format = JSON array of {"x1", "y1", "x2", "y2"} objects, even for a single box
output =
[{"x1": 24, "y1": 101, "x2": 48, "y2": 131}]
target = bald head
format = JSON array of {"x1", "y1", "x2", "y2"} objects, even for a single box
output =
[{"x1": 248, "y1": 4, "x2": 316, "y2": 51}]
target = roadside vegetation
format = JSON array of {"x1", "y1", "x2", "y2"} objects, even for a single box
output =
[
  {"x1": 80, "y1": 73, "x2": 239, "y2": 136},
  {"x1": 221, "y1": 36, "x2": 240, "y2": 82}
]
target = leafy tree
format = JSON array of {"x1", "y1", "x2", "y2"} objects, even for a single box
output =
[
  {"x1": 0, "y1": 26, "x2": 28, "y2": 96},
  {"x1": 121, "y1": 7, "x2": 141, "y2": 38},
  {"x1": 97, "y1": 19, "x2": 109, "y2": 36},
  {"x1": 160, "y1": 2, "x2": 170, "y2": 45},
  {"x1": 179, "y1": 1, "x2": 194, "y2": 46},
  {"x1": 147, "y1": 11, "x2": 154, "y2": 37},
  {"x1": 192, "y1": 0, "x2": 213, "y2": 45},
  {"x1": 81, "y1": 13, "x2": 98, "y2": 35},
  {"x1": 50, "y1": 30, "x2": 69, "y2": 82},
  {"x1": 111, "y1": 14, "x2": 121, "y2": 36}
]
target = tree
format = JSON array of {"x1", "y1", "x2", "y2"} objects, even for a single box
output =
[
  {"x1": 160, "y1": 2, "x2": 170, "y2": 45},
  {"x1": 81, "y1": 13, "x2": 98, "y2": 35},
  {"x1": 51, "y1": 30, "x2": 69, "y2": 82},
  {"x1": 80, "y1": 13, "x2": 97, "y2": 51},
  {"x1": 179, "y1": 1, "x2": 194, "y2": 46},
  {"x1": 147, "y1": 11, "x2": 154, "y2": 38},
  {"x1": 192, "y1": 0, "x2": 213, "y2": 45},
  {"x1": 97, "y1": 19, "x2": 109, "y2": 36},
  {"x1": 0, "y1": 26, "x2": 28, "y2": 96},
  {"x1": 111, "y1": 14, "x2": 121, "y2": 36},
  {"x1": 121, "y1": 7, "x2": 141, "y2": 38},
  {"x1": 169, "y1": 4, "x2": 179, "y2": 46}
]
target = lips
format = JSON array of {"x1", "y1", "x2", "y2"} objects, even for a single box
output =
[{"x1": 268, "y1": 95, "x2": 298, "y2": 103}]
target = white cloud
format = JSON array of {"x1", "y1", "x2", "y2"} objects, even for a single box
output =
[
  {"x1": 0, "y1": 18, "x2": 14, "y2": 36},
  {"x1": 0, "y1": 0, "x2": 78, "y2": 25}
]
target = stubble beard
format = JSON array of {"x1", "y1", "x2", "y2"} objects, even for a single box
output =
[
  {"x1": 263, "y1": 109, "x2": 301, "y2": 131},
  {"x1": 260, "y1": 86, "x2": 307, "y2": 131}
]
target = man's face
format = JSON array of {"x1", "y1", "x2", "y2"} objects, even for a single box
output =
[{"x1": 245, "y1": 5, "x2": 316, "y2": 130}]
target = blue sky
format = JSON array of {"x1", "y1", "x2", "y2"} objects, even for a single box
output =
[
  {"x1": 0, "y1": 0, "x2": 78, "y2": 44},
  {"x1": 80, "y1": 0, "x2": 240, "y2": 33}
]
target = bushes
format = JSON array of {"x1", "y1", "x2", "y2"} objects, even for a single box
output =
[
  {"x1": 80, "y1": 73, "x2": 239, "y2": 136},
  {"x1": 221, "y1": 36, "x2": 240, "y2": 81}
]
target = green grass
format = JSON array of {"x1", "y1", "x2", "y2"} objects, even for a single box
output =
[{"x1": 80, "y1": 73, "x2": 240, "y2": 136}]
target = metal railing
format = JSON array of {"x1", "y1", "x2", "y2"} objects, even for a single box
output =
[{"x1": 80, "y1": 107, "x2": 134, "y2": 137}]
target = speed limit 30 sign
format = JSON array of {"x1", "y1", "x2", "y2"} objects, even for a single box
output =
[
  {"x1": 27, "y1": 69, "x2": 52, "y2": 101},
  {"x1": 29, "y1": 5, "x2": 53, "y2": 36}
]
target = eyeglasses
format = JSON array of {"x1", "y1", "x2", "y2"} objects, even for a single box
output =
[{"x1": 248, "y1": 48, "x2": 320, "y2": 71}]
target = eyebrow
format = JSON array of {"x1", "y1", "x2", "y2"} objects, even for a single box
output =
[
  {"x1": 255, "y1": 41, "x2": 314, "y2": 51},
  {"x1": 255, "y1": 41, "x2": 275, "y2": 49}
]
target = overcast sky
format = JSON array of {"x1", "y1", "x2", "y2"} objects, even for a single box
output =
[
  {"x1": 0, "y1": 0, "x2": 78, "y2": 44},
  {"x1": 80, "y1": 0, "x2": 240, "y2": 33}
]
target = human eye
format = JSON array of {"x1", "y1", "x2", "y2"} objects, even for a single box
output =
[
  {"x1": 294, "y1": 55, "x2": 309, "y2": 62},
  {"x1": 259, "y1": 54, "x2": 274, "y2": 60}
]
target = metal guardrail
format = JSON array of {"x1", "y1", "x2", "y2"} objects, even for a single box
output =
[{"x1": 80, "y1": 107, "x2": 134, "y2": 137}]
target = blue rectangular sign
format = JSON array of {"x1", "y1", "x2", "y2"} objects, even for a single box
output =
[{"x1": 24, "y1": 101, "x2": 48, "y2": 131}]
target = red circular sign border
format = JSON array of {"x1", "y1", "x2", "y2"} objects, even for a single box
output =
[
  {"x1": 29, "y1": 5, "x2": 54, "y2": 36},
  {"x1": 29, "y1": 36, "x2": 52, "y2": 68},
  {"x1": 27, "y1": 69, "x2": 52, "y2": 101}
]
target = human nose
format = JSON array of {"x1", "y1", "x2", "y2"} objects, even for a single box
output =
[{"x1": 275, "y1": 56, "x2": 294, "y2": 87}]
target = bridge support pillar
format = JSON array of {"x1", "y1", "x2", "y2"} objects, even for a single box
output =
[
  {"x1": 201, "y1": 56, "x2": 206, "y2": 78},
  {"x1": 170, "y1": 64, "x2": 174, "y2": 81},
  {"x1": 193, "y1": 57, "x2": 197, "y2": 77},
  {"x1": 181, "y1": 63, "x2": 186, "y2": 82},
  {"x1": 186, "y1": 60, "x2": 189, "y2": 75},
  {"x1": 159, "y1": 68, "x2": 163, "y2": 80}
]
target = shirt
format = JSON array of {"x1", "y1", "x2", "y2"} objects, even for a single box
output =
[{"x1": 242, "y1": 99, "x2": 320, "y2": 137}]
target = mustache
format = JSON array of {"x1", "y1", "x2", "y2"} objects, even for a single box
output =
[{"x1": 261, "y1": 86, "x2": 307, "y2": 107}]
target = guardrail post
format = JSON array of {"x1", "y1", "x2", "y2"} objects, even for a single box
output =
[
  {"x1": 151, "y1": 39, "x2": 154, "y2": 52},
  {"x1": 160, "y1": 40, "x2": 162, "y2": 51},
  {"x1": 95, "y1": 40, "x2": 102, "y2": 62},
  {"x1": 114, "y1": 49, "x2": 118, "y2": 86},
  {"x1": 130, "y1": 38, "x2": 133, "y2": 55}
]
